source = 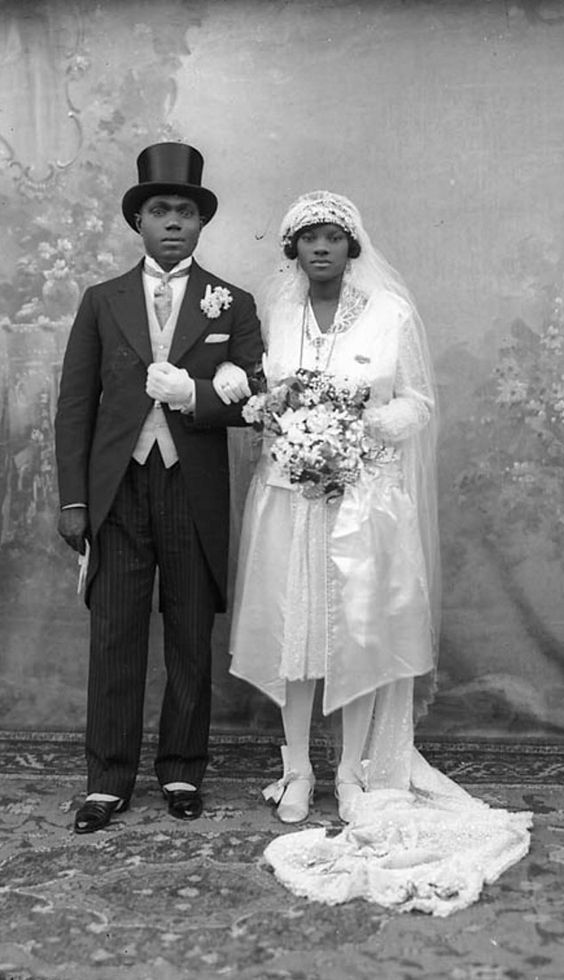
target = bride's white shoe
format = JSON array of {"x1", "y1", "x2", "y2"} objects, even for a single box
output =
[
  {"x1": 262, "y1": 746, "x2": 315, "y2": 824},
  {"x1": 335, "y1": 776, "x2": 365, "y2": 823},
  {"x1": 277, "y1": 771, "x2": 315, "y2": 824}
]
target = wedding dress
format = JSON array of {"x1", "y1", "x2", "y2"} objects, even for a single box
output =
[
  {"x1": 229, "y1": 193, "x2": 532, "y2": 914},
  {"x1": 230, "y1": 285, "x2": 437, "y2": 715}
]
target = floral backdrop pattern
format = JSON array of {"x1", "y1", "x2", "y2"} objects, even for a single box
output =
[
  {"x1": 436, "y1": 267, "x2": 564, "y2": 737},
  {"x1": 1, "y1": 0, "x2": 564, "y2": 738},
  {"x1": 0, "y1": 0, "x2": 196, "y2": 729}
]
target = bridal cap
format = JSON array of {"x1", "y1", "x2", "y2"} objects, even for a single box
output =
[{"x1": 280, "y1": 191, "x2": 362, "y2": 247}]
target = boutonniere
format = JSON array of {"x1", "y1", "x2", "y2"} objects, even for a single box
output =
[{"x1": 200, "y1": 284, "x2": 233, "y2": 319}]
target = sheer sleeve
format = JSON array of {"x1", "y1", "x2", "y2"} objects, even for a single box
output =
[{"x1": 364, "y1": 312, "x2": 434, "y2": 442}]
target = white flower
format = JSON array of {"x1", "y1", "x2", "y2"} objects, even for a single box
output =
[
  {"x1": 277, "y1": 406, "x2": 309, "y2": 432},
  {"x1": 44, "y1": 259, "x2": 70, "y2": 281},
  {"x1": 242, "y1": 393, "x2": 267, "y2": 425},
  {"x1": 306, "y1": 404, "x2": 334, "y2": 434},
  {"x1": 285, "y1": 423, "x2": 309, "y2": 445},
  {"x1": 200, "y1": 284, "x2": 233, "y2": 319},
  {"x1": 84, "y1": 216, "x2": 103, "y2": 233},
  {"x1": 38, "y1": 241, "x2": 56, "y2": 259}
]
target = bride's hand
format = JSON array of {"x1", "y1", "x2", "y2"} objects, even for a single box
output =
[{"x1": 213, "y1": 361, "x2": 251, "y2": 404}]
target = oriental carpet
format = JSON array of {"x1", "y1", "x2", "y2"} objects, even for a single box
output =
[{"x1": 0, "y1": 734, "x2": 563, "y2": 980}]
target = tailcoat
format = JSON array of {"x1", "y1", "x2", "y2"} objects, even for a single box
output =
[
  {"x1": 55, "y1": 257, "x2": 262, "y2": 794},
  {"x1": 56, "y1": 258, "x2": 263, "y2": 610}
]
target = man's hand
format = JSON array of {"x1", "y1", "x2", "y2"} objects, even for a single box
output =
[
  {"x1": 146, "y1": 362, "x2": 195, "y2": 408},
  {"x1": 58, "y1": 506, "x2": 90, "y2": 555},
  {"x1": 213, "y1": 362, "x2": 251, "y2": 405}
]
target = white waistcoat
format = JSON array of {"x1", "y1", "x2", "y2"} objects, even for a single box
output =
[{"x1": 132, "y1": 271, "x2": 186, "y2": 468}]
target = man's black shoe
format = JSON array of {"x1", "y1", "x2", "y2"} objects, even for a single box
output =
[
  {"x1": 74, "y1": 798, "x2": 129, "y2": 834},
  {"x1": 162, "y1": 788, "x2": 203, "y2": 820}
]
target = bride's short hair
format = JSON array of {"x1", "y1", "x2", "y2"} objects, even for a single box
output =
[{"x1": 283, "y1": 225, "x2": 362, "y2": 261}]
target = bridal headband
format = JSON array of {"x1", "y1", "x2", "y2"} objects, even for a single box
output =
[{"x1": 280, "y1": 190, "x2": 362, "y2": 246}]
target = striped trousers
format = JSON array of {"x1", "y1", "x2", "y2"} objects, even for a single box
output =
[{"x1": 86, "y1": 446, "x2": 219, "y2": 798}]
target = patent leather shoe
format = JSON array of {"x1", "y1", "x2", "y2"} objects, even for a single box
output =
[
  {"x1": 74, "y1": 798, "x2": 129, "y2": 835},
  {"x1": 163, "y1": 787, "x2": 203, "y2": 820}
]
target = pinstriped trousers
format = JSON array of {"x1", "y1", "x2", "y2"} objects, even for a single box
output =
[{"x1": 86, "y1": 446, "x2": 219, "y2": 798}]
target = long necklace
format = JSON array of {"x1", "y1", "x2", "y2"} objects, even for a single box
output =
[
  {"x1": 298, "y1": 285, "x2": 368, "y2": 371},
  {"x1": 299, "y1": 299, "x2": 340, "y2": 371}
]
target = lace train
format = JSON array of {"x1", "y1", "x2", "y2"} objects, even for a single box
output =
[{"x1": 263, "y1": 750, "x2": 532, "y2": 916}]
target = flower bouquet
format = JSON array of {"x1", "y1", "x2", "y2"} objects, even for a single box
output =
[{"x1": 243, "y1": 368, "x2": 388, "y2": 499}]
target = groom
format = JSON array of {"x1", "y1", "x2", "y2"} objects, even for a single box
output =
[{"x1": 55, "y1": 142, "x2": 262, "y2": 833}]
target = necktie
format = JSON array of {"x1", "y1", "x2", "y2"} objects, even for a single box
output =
[{"x1": 145, "y1": 266, "x2": 190, "y2": 329}]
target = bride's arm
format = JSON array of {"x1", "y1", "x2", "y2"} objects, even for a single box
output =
[{"x1": 364, "y1": 312, "x2": 434, "y2": 442}]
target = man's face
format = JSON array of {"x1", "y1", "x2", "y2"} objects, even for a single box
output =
[{"x1": 135, "y1": 195, "x2": 202, "y2": 270}]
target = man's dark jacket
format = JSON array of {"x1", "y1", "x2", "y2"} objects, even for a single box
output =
[{"x1": 55, "y1": 258, "x2": 263, "y2": 609}]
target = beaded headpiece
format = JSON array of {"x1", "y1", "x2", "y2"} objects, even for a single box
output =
[{"x1": 280, "y1": 191, "x2": 361, "y2": 247}]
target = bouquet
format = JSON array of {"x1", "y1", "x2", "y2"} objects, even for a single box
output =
[{"x1": 243, "y1": 368, "x2": 388, "y2": 499}]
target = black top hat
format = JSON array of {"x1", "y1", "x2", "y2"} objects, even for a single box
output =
[{"x1": 121, "y1": 142, "x2": 218, "y2": 231}]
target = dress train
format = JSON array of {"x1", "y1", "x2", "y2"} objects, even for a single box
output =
[{"x1": 263, "y1": 680, "x2": 532, "y2": 916}]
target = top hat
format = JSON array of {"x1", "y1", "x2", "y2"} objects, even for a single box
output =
[{"x1": 121, "y1": 142, "x2": 218, "y2": 231}]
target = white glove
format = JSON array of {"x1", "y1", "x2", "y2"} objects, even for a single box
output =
[
  {"x1": 146, "y1": 362, "x2": 195, "y2": 410},
  {"x1": 213, "y1": 361, "x2": 251, "y2": 405}
]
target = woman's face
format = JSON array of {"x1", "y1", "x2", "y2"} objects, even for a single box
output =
[{"x1": 296, "y1": 223, "x2": 350, "y2": 284}]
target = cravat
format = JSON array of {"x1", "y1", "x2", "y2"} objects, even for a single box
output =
[{"x1": 145, "y1": 266, "x2": 190, "y2": 329}]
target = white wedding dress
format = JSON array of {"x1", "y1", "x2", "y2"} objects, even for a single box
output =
[
  {"x1": 229, "y1": 283, "x2": 532, "y2": 916},
  {"x1": 230, "y1": 286, "x2": 437, "y2": 714}
]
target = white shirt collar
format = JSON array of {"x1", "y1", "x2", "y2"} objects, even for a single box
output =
[{"x1": 143, "y1": 254, "x2": 193, "y2": 276}]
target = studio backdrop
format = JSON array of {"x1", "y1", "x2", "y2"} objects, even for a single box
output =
[{"x1": 1, "y1": 0, "x2": 564, "y2": 740}]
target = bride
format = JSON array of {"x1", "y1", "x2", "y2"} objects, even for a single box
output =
[{"x1": 213, "y1": 190, "x2": 531, "y2": 916}]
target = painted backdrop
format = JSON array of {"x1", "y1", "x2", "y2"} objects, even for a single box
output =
[{"x1": 1, "y1": 0, "x2": 563, "y2": 739}]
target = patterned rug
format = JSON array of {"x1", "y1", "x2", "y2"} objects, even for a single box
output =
[
  {"x1": 2, "y1": 731, "x2": 564, "y2": 783},
  {"x1": 1, "y1": 735, "x2": 564, "y2": 980}
]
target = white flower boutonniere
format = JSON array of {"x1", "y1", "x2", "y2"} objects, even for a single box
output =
[{"x1": 200, "y1": 284, "x2": 233, "y2": 319}]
